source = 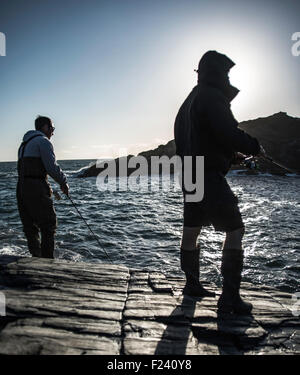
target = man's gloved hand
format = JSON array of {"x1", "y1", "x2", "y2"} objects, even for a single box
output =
[
  {"x1": 232, "y1": 152, "x2": 247, "y2": 165},
  {"x1": 60, "y1": 182, "x2": 69, "y2": 196}
]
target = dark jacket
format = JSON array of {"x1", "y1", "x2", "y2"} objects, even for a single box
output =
[{"x1": 174, "y1": 51, "x2": 260, "y2": 175}]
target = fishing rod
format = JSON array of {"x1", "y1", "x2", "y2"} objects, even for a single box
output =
[
  {"x1": 54, "y1": 190, "x2": 113, "y2": 264},
  {"x1": 261, "y1": 155, "x2": 299, "y2": 174},
  {"x1": 244, "y1": 155, "x2": 298, "y2": 174}
]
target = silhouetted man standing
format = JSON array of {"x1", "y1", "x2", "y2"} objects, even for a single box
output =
[
  {"x1": 17, "y1": 116, "x2": 69, "y2": 258},
  {"x1": 174, "y1": 51, "x2": 265, "y2": 314}
]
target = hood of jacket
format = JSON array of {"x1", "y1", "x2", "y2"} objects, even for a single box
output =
[
  {"x1": 22, "y1": 130, "x2": 46, "y2": 142},
  {"x1": 196, "y1": 50, "x2": 239, "y2": 102}
]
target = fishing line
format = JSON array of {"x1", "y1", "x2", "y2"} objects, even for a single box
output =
[
  {"x1": 67, "y1": 195, "x2": 113, "y2": 264},
  {"x1": 54, "y1": 190, "x2": 113, "y2": 263}
]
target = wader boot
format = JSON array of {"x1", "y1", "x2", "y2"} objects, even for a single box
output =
[
  {"x1": 217, "y1": 249, "x2": 252, "y2": 314},
  {"x1": 181, "y1": 247, "x2": 215, "y2": 297}
]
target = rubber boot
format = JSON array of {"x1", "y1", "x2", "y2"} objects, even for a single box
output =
[
  {"x1": 217, "y1": 249, "x2": 252, "y2": 314},
  {"x1": 181, "y1": 247, "x2": 215, "y2": 298}
]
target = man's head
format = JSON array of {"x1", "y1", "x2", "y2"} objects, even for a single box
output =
[
  {"x1": 196, "y1": 50, "x2": 239, "y2": 101},
  {"x1": 35, "y1": 116, "x2": 55, "y2": 139},
  {"x1": 196, "y1": 50, "x2": 235, "y2": 78}
]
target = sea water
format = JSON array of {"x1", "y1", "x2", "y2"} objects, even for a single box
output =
[{"x1": 0, "y1": 160, "x2": 299, "y2": 293}]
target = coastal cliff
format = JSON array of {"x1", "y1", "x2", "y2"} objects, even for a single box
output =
[
  {"x1": 78, "y1": 112, "x2": 300, "y2": 178},
  {"x1": 239, "y1": 112, "x2": 300, "y2": 173}
]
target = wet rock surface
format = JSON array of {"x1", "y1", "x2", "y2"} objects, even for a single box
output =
[{"x1": 0, "y1": 255, "x2": 298, "y2": 355}]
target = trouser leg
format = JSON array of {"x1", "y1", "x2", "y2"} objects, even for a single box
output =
[
  {"x1": 181, "y1": 226, "x2": 201, "y2": 251},
  {"x1": 38, "y1": 198, "x2": 57, "y2": 259},
  {"x1": 17, "y1": 185, "x2": 41, "y2": 257},
  {"x1": 40, "y1": 226, "x2": 55, "y2": 259},
  {"x1": 222, "y1": 226, "x2": 244, "y2": 250},
  {"x1": 23, "y1": 225, "x2": 41, "y2": 257}
]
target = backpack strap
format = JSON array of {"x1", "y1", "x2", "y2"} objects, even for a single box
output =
[{"x1": 18, "y1": 134, "x2": 43, "y2": 159}]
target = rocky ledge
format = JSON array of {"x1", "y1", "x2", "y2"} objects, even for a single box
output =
[{"x1": 0, "y1": 255, "x2": 299, "y2": 355}]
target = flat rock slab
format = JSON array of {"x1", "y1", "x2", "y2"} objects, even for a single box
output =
[{"x1": 0, "y1": 256, "x2": 299, "y2": 355}]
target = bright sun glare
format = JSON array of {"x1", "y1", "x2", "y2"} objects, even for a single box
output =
[{"x1": 229, "y1": 64, "x2": 257, "y2": 94}]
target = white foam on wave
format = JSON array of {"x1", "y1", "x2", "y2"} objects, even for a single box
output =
[
  {"x1": 54, "y1": 247, "x2": 85, "y2": 262},
  {"x1": 0, "y1": 245, "x2": 26, "y2": 256},
  {"x1": 67, "y1": 165, "x2": 92, "y2": 177},
  {"x1": 63, "y1": 161, "x2": 97, "y2": 177}
]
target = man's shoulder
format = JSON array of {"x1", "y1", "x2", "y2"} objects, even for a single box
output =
[{"x1": 35, "y1": 133, "x2": 53, "y2": 150}]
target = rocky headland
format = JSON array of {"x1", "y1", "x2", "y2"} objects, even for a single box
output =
[{"x1": 78, "y1": 112, "x2": 300, "y2": 178}]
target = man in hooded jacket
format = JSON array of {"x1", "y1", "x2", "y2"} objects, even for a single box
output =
[
  {"x1": 17, "y1": 116, "x2": 69, "y2": 259},
  {"x1": 174, "y1": 50, "x2": 265, "y2": 314}
]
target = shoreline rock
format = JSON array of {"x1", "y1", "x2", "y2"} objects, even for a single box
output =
[{"x1": 0, "y1": 255, "x2": 298, "y2": 355}]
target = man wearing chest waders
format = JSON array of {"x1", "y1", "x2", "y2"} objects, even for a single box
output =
[
  {"x1": 17, "y1": 116, "x2": 69, "y2": 259},
  {"x1": 174, "y1": 50, "x2": 266, "y2": 314}
]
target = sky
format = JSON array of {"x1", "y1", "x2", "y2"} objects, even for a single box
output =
[{"x1": 0, "y1": 0, "x2": 299, "y2": 161}]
